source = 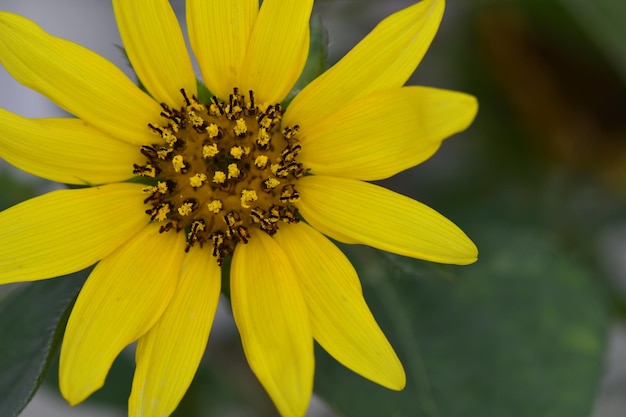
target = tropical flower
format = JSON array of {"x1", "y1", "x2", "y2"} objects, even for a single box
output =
[{"x1": 0, "y1": 0, "x2": 477, "y2": 416}]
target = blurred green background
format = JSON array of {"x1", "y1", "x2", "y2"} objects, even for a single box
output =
[{"x1": 1, "y1": 0, "x2": 626, "y2": 416}]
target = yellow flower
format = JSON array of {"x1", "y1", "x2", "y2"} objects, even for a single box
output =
[{"x1": 0, "y1": 0, "x2": 478, "y2": 416}]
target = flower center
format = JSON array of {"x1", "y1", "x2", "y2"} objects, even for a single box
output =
[{"x1": 133, "y1": 88, "x2": 307, "y2": 264}]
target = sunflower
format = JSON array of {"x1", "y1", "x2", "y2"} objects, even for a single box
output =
[{"x1": 0, "y1": 0, "x2": 478, "y2": 416}]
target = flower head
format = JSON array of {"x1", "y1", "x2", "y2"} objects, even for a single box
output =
[{"x1": 0, "y1": 0, "x2": 477, "y2": 416}]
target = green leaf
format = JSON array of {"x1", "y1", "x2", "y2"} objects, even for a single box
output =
[
  {"x1": 282, "y1": 13, "x2": 328, "y2": 108},
  {"x1": 0, "y1": 273, "x2": 86, "y2": 417},
  {"x1": 314, "y1": 227, "x2": 608, "y2": 417},
  {"x1": 0, "y1": 171, "x2": 43, "y2": 211},
  {"x1": 196, "y1": 79, "x2": 213, "y2": 105},
  {"x1": 556, "y1": 0, "x2": 626, "y2": 84}
]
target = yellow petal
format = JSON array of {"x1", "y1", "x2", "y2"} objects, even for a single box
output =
[
  {"x1": 239, "y1": 0, "x2": 313, "y2": 103},
  {"x1": 187, "y1": 0, "x2": 258, "y2": 100},
  {"x1": 274, "y1": 223, "x2": 405, "y2": 390},
  {"x1": 113, "y1": 0, "x2": 197, "y2": 107},
  {"x1": 0, "y1": 183, "x2": 147, "y2": 284},
  {"x1": 129, "y1": 246, "x2": 221, "y2": 417},
  {"x1": 284, "y1": 0, "x2": 444, "y2": 129},
  {"x1": 297, "y1": 176, "x2": 478, "y2": 265},
  {"x1": 0, "y1": 12, "x2": 162, "y2": 146},
  {"x1": 231, "y1": 232, "x2": 313, "y2": 417},
  {"x1": 300, "y1": 87, "x2": 478, "y2": 180},
  {"x1": 0, "y1": 109, "x2": 138, "y2": 185},
  {"x1": 60, "y1": 225, "x2": 186, "y2": 405}
]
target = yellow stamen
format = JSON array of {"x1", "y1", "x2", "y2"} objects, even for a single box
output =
[
  {"x1": 230, "y1": 146, "x2": 244, "y2": 159},
  {"x1": 227, "y1": 163, "x2": 240, "y2": 179},
  {"x1": 255, "y1": 155, "x2": 269, "y2": 169},
  {"x1": 157, "y1": 148, "x2": 170, "y2": 159},
  {"x1": 203, "y1": 144, "x2": 219, "y2": 158},
  {"x1": 157, "y1": 181, "x2": 168, "y2": 193},
  {"x1": 178, "y1": 202, "x2": 194, "y2": 216},
  {"x1": 234, "y1": 118, "x2": 247, "y2": 136},
  {"x1": 240, "y1": 189, "x2": 258, "y2": 208},
  {"x1": 264, "y1": 177, "x2": 280, "y2": 190},
  {"x1": 207, "y1": 123, "x2": 219, "y2": 138},
  {"x1": 213, "y1": 171, "x2": 226, "y2": 184},
  {"x1": 189, "y1": 111, "x2": 204, "y2": 127},
  {"x1": 155, "y1": 204, "x2": 170, "y2": 221},
  {"x1": 207, "y1": 200, "x2": 223, "y2": 214},
  {"x1": 172, "y1": 155, "x2": 185, "y2": 173},
  {"x1": 257, "y1": 128, "x2": 270, "y2": 146},
  {"x1": 189, "y1": 173, "x2": 207, "y2": 188},
  {"x1": 164, "y1": 132, "x2": 177, "y2": 146},
  {"x1": 209, "y1": 103, "x2": 221, "y2": 116},
  {"x1": 260, "y1": 117, "x2": 272, "y2": 129}
]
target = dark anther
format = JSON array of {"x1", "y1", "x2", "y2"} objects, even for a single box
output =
[
  {"x1": 211, "y1": 232, "x2": 226, "y2": 262},
  {"x1": 280, "y1": 207, "x2": 299, "y2": 223},
  {"x1": 143, "y1": 192, "x2": 161, "y2": 204},
  {"x1": 211, "y1": 96, "x2": 224, "y2": 115},
  {"x1": 182, "y1": 198, "x2": 199, "y2": 212},
  {"x1": 274, "y1": 165, "x2": 289, "y2": 177},
  {"x1": 223, "y1": 210, "x2": 241, "y2": 228},
  {"x1": 180, "y1": 88, "x2": 191, "y2": 106},
  {"x1": 235, "y1": 226, "x2": 250, "y2": 244},
  {"x1": 133, "y1": 163, "x2": 157, "y2": 177},
  {"x1": 165, "y1": 179, "x2": 177, "y2": 190},
  {"x1": 250, "y1": 208, "x2": 265, "y2": 223},
  {"x1": 249, "y1": 90, "x2": 255, "y2": 109},
  {"x1": 185, "y1": 219, "x2": 206, "y2": 252},
  {"x1": 148, "y1": 123, "x2": 163, "y2": 134},
  {"x1": 292, "y1": 164, "x2": 309, "y2": 178},
  {"x1": 140, "y1": 145, "x2": 158, "y2": 159},
  {"x1": 279, "y1": 184, "x2": 299, "y2": 203},
  {"x1": 159, "y1": 103, "x2": 179, "y2": 121}
]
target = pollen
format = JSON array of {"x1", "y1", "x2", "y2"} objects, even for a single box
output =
[
  {"x1": 157, "y1": 181, "x2": 168, "y2": 193},
  {"x1": 136, "y1": 88, "x2": 308, "y2": 264},
  {"x1": 164, "y1": 132, "x2": 177, "y2": 146},
  {"x1": 230, "y1": 146, "x2": 245, "y2": 159},
  {"x1": 172, "y1": 155, "x2": 185, "y2": 172},
  {"x1": 227, "y1": 163, "x2": 240, "y2": 179},
  {"x1": 255, "y1": 155, "x2": 269, "y2": 169},
  {"x1": 157, "y1": 148, "x2": 170, "y2": 159},
  {"x1": 240, "y1": 189, "x2": 258, "y2": 208},
  {"x1": 257, "y1": 129, "x2": 270, "y2": 147},
  {"x1": 178, "y1": 202, "x2": 194, "y2": 216},
  {"x1": 203, "y1": 144, "x2": 219, "y2": 158},
  {"x1": 213, "y1": 171, "x2": 226, "y2": 184},
  {"x1": 154, "y1": 204, "x2": 170, "y2": 221},
  {"x1": 207, "y1": 200, "x2": 223, "y2": 214},
  {"x1": 234, "y1": 118, "x2": 247, "y2": 136},
  {"x1": 264, "y1": 177, "x2": 280, "y2": 190},
  {"x1": 189, "y1": 173, "x2": 207, "y2": 188},
  {"x1": 207, "y1": 123, "x2": 219, "y2": 138},
  {"x1": 188, "y1": 111, "x2": 204, "y2": 128}
]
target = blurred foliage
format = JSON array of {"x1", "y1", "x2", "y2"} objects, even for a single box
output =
[
  {"x1": 473, "y1": 0, "x2": 626, "y2": 187},
  {"x1": 0, "y1": 273, "x2": 85, "y2": 417},
  {"x1": 315, "y1": 230, "x2": 607, "y2": 417}
]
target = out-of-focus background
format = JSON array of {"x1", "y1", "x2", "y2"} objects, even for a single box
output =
[{"x1": 1, "y1": 0, "x2": 626, "y2": 416}]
